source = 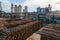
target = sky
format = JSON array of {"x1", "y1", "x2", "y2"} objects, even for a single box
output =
[{"x1": 0, "y1": 0, "x2": 60, "y2": 12}]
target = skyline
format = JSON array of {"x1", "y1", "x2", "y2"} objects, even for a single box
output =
[{"x1": 0, "y1": 0, "x2": 60, "y2": 12}]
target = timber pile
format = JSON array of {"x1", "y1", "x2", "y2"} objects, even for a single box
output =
[
  {"x1": 0, "y1": 19, "x2": 41, "y2": 40},
  {"x1": 39, "y1": 24, "x2": 60, "y2": 40},
  {"x1": 0, "y1": 19, "x2": 34, "y2": 29}
]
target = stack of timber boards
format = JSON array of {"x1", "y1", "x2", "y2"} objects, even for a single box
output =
[
  {"x1": 0, "y1": 21, "x2": 41, "y2": 40},
  {"x1": 39, "y1": 24, "x2": 60, "y2": 40},
  {"x1": 0, "y1": 19, "x2": 33, "y2": 30}
]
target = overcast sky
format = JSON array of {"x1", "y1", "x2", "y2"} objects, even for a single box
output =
[{"x1": 0, "y1": 0, "x2": 60, "y2": 12}]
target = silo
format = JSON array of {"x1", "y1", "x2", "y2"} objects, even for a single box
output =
[
  {"x1": 11, "y1": 3, "x2": 14, "y2": 13},
  {"x1": 18, "y1": 5, "x2": 22, "y2": 13},
  {"x1": 14, "y1": 5, "x2": 18, "y2": 13}
]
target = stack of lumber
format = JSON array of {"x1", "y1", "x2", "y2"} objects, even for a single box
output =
[
  {"x1": 0, "y1": 21, "x2": 41, "y2": 40},
  {"x1": 39, "y1": 24, "x2": 60, "y2": 40},
  {"x1": 0, "y1": 19, "x2": 42, "y2": 40},
  {"x1": 0, "y1": 19, "x2": 34, "y2": 29}
]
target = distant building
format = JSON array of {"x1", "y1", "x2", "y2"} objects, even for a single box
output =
[
  {"x1": 23, "y1": 6, "x2": 28, "y2": 13},
  {"x1": 48, "y1": 4, "x2": 52, "y2": 12},
  {"x1": 0, "y1": 1, "x2": 2, "y2": 12},
  {"x1": 14, "y1": 5, "x2": 18, "y2": 13},
  {"x1": 11, "y1": 3, "x2": 22, "y2": 13},
  {"x1": 11, "y1": 3, "x2": 23, "y2": 19},
  {"x1": 37, "y1": 7, "x2": 40, "y2": 13},
  {"x1": 0, "y1": 1, "x2": 6, "y2": 17},
  {"x1": 37, "y1": 7, "x2": 49, "y2": 14},
  {"x1": 36, "y1": 6, "x2": 50, "y2": 21},
  {"x1": 47, "y1": 11, "x2": 60, "y2": 20},
  {"x1": 23, "y1": 12, "x2": 38, "y2": 20},
  {"x1": 11, "y1": 3, "x2": 14, "y2": 13},
  {"x1": 0, "y1": 3, "x2": 51, "y2": 20},
  {"x1": 22, "y1": 5, "x2": 51, "y2": 21},
  {"x1": 18, "y1": 5, "x2": 22, "y2": 13}
]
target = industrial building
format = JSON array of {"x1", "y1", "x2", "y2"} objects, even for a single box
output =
[
  {"x1": 23, "y1": 6, "x2": 28, "y2": 13},
  {"x1": 0, "y1": 1, "x2": 52, "y2": 21},
  {"x1": 24, "y1": 4, "x2": 51, "y2": 21},
  {"x1": 11, "y1": 3, "x2": 22, "y2": 13}
]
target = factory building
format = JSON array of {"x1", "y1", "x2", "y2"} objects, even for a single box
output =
[
  {"x1": 36, "y1": 4, "x2": 52, "y2": 21},
  {"x1": 23, "y1": 6, "x2": 28, "y2": 13},
  {"x1": 48, "y1": 4, "x2": 52, "y2": 12},
  {"x1": 11, "y1": 3, "x2": 14, "y2": 13},
  {"x1": 0, "y1": 2, "x2": 52, "y2": 20},
  {"x1": 14, "y1": 5, "x2": 18, "y2": 13},
  {"x1": 0, "y1": 1, "x2": 2, "y2": 12},
  {"x1": 10, "y1": 3, "x2": 23, "y2": 19},
  {"x1": 11, "y1": 3, "x2": 22, "y2": 13},
  {"x1": 37, "y1": 7, "x2": 40, "y2": 13},
  {"x1": 18, "y1": 5, "x2": 22, "y2": 13}
]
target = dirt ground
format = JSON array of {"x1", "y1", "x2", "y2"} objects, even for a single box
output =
[{"x1": 26, "y1": 33, "x2": 41, "y2": 40}]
